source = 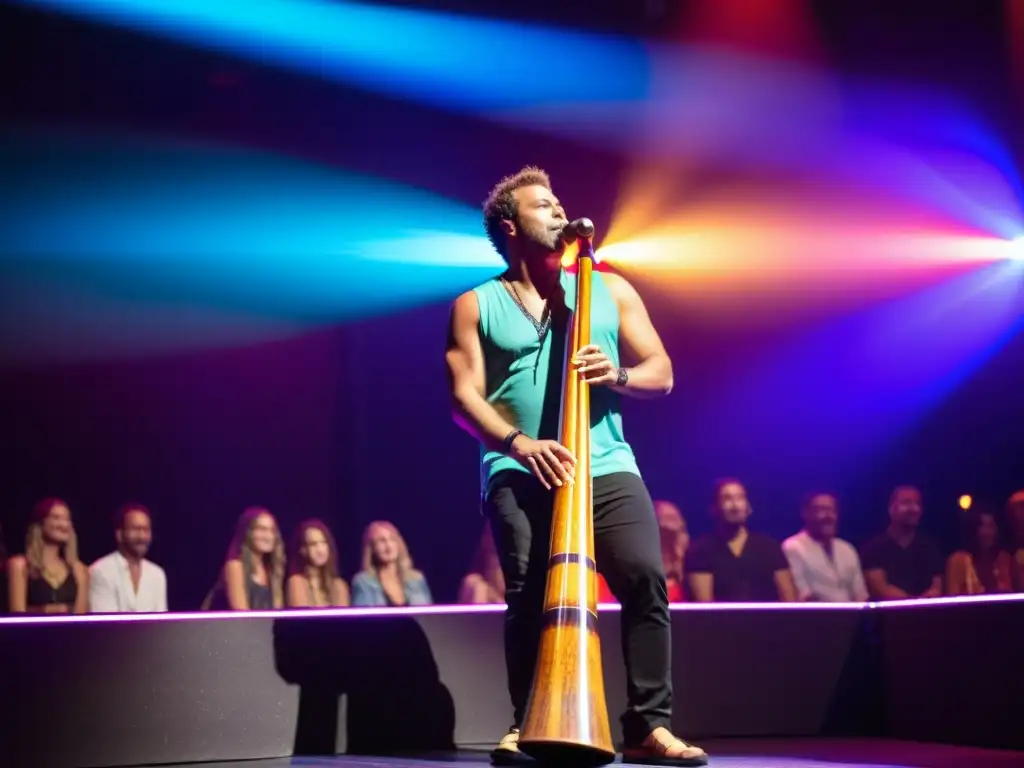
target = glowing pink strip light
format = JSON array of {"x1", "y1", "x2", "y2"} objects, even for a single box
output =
[
  {"x1": 870, "y1": 593, "x2": 1024, "y2": 609},
  {"x1": 0, "y1": 595, "x2": 1016, "y2": 625},
  {"x1": 0, "y1": 600, "x2": 868, "y2": 625}
]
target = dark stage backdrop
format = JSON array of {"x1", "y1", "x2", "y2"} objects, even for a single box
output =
[{"x1": 1, "y1": 1, "x2": 1022, "y2": 608}]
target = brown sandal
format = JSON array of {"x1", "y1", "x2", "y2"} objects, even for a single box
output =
[
  {"x1": 622, "y1": 727, "x2": 709, "y2": 766},
  {"x1": 490, "y1": 727, "x2": 533, "y2": 766}
]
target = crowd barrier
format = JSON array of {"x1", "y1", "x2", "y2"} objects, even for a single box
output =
[{"x1": 1, "y1": 597, "x2": 1020, "y2": 768}]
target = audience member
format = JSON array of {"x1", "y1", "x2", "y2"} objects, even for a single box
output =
[
  {"x1": 1007, "y1": 490, "x2": 1024, "y2": 590},
  {"x1": 861, "y1": 486, "x2": 943, "y2": 600},
  {"x1": 598, "y1": 500, "x2": 689, "y2": 603},
  {"x1": 783, "y1": 492, "x2": 868, "y2": 602},
  {"x1": 458, "y1": 523, "x2": 505, "y2": 604},
  {"x1": 656, "y1": 501, "x2": 689, "y2": 601},
  {"x1": 352, "y1": 521, "x2": 432, "y2": 607},
  {"x1": 4, "y1": 484, "x2": 1019, "y2": 609},
  {"x1": 286, "y1": 519, "x2": 350, "y2": 607},
  {"x1": 89, "y1": 503, "x2": 168, "y2": 613},
  {"x1": 686, "y1": 479, "x2": 796, "y2": 602},
  {"x1": 0, "y1": 522, "x2": 7, "y2": 614},
  {"x1": 7, "y1": 498, "x2": 89, "y2": 614},
  {"x1": 945, "y1": 505, "x2": 1014, "y2": 595},
  {"x1": 202, "y1": 506, "x2": 285, "y2": 610}
]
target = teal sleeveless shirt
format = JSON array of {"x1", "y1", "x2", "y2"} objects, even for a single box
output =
[{"x1": 473, "y1": 268, "x2": 640, "y2": 497}]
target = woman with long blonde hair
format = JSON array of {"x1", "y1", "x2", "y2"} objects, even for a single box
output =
[
  {"x1": 351, "y1": 520, "x2": 432, "y2": 607},
  {"x1": 7, "y1": 498, "x2": 90, "y2": 614},
  {"x1": 203, "y1": 507, "x2": 285, "y2": 610},
  {"x1": 286, "y1": 519, "x2": 350, "y2": 608}
]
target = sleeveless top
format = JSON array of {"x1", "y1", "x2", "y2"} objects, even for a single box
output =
[
  {"x1": 473, "y1": 268, "x2": 639, "y2": 497},
  {"x1": 205, "y1": 577, "x2": 273, "y2": 610},
  {"x1": 27, "y1": 565, "x2": 78, "y2": 608}
]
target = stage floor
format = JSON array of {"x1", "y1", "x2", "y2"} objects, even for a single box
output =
[{"x1": 137, "y1": 739, "x2": 1023, "y2": 768}]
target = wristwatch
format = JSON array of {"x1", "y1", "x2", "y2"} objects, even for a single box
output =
[{"x1": 615, "y1": 367, "x2": 629, "y2": 387}]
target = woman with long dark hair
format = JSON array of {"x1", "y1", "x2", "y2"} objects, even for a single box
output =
[
  {"x1": 946, "y1": 505, "x2": 1013, "y2": 595},
  {"x1": 7, "y1": 498, "x2": 89, "y2": 614},
  {"x1": 286, "y1": 519, "x2": 350, "y2": 608},
  {"x1": 202, "y1": 506, "x2": 285, "y2": 610}
]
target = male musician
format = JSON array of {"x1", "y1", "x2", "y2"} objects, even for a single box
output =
[{"x1": 446, "y1": 167, "x2": 707, "y2": 767}]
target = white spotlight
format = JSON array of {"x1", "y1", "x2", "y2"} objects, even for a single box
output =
[{"x1": 1012, "y1": 236, "x2": 1024, "y2": 261}]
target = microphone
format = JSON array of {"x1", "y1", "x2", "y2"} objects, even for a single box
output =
[{"x1": 560, "y1": 217, "x2": 595, "y2": 244}]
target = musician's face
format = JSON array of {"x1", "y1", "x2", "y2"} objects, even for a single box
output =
[{"x1": 511, "y1": 185, "x2": 567, "y2": 255}]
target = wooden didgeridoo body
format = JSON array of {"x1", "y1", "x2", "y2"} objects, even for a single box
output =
[{"x1": 517, "y1": 225, "x2": 616, "y2": 766}]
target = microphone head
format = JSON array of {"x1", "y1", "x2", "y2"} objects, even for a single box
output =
[
  {"x1": 573, "y1": 217, "x2": 595, "y2": 238},
  {"x1": 561, "y1": 217, "x2": 595, "y2": 244}
]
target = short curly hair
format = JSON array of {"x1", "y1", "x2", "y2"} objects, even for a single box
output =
[{"x1": 483, "y1": 166, "x2": 552, "y2": 262}]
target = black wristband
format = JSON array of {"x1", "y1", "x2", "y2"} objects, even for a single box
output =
[
  {"x1": 616, "y1": 367, "x2": 629, "y2": 387},
  {"x1": 502, "y1": 429, "x2": 523, "y2": 453}
]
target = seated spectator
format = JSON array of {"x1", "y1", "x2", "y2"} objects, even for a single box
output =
[
  {"x1": 1008, "y1": 490, "x2": 1024, "y2": 590},
  {"x1": 202, "y1": 506, "x2": 285, "y2": 610},
  {"x1": 0, "y1": 522, "x2": 7, "y2": 614},
  {"x1": 783, "y1": 492, "x2": 868, "y2": 602},
  {"x1": 861, "y1": 486, "x2": 943, "y2": 600},
  {"x1": 352, "y1": 521, "x2": 432, "y2": 607},
  {"x1": 90, "y1": 503, "x2": 168, "y2": 613},
  {"x1": 7, "y1": 498, "x2": 89, "y2": 614},
  {"x1": 598, "y1": 500, "x2": 688, "y2": 603},
  {"x1": 458, "y1": 524, "x2": 504, "y2": 604},
  {"x1": 946, "y1": 505, "x2": 1014, "y2": 595},
  {"x1": 286, "y1": 519, "x2": 350, "y2": 608},
  {"x1": 686, "y1": 479, "x2": 796, "y2": 602}
]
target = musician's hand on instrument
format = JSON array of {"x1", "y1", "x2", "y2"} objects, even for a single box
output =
[
  {"x1": 572, "y1": 344, "x2": 617, "y2": 385},
  {"x1": 510, "y1": 436, "x2": 576, "y2": 490}
]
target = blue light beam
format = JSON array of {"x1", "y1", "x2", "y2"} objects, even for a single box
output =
[
  {"x1": 685, "y1": 259, "x2": 1024, "y2": 474},
  {"x1": 0, "y1": 130, "x2": 500, "y2": 362},
  {"x1": 15, "y1": 0, "x2": 650, "y2": 111}
]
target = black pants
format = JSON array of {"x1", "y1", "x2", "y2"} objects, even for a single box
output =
[{"x1": 484, "y1": 469, "x2": 672, "y2": 746}]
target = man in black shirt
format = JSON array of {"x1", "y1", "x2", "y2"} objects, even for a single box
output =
[
  {"x1": 686, "y1": 479, "x2": 796, "y2": 602},
  {"x1": 861, "y1": 486, "x2": 944, "y2": 600}
]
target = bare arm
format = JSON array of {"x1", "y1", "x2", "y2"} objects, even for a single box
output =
[
  {"x1": 782, "y1": 545, "x2": 813, "y2": 601},
  {"x1": 446, "y1": 290, "x2": 574, "y2": 488},
  {"x1": 332, "y1": 578, "x2": 351, "y2": 607},
  {"x1": 850, "y1": 552, "x2": 870, "y2": 602},
  {"x1": 286, "y1": 575, "x2": 310, "y2": 608},
  {"x1": 865, "y1": 568, "x2": 911, "y2": 600},
  {"x1": 7, "y1": 557, "x2": 27, "y2": 613},
  {"x1": 945, "y1": 553, "x2": 969, "y2": 596},
  {"x1": 920, "y1": 575, "x2": 943, "y2": 598},
  {"x1": 774, "y1": 569, "x2": 798, "y2": 602},
  {"x1": 73, "y1": 563, "x2": 90, "y2": 614},
  {"x1": 603, "y1": 272, "x2": 673, "y2": 399},
  {"x1": 446, "y1": 291, "x2": 520, "y2": 451},
  {"x1": 224, "y1": 560, "x2": 250, "y2": 611},
  {"x1": 688, "y1": 573, "x2": 714, "y2": 602}
]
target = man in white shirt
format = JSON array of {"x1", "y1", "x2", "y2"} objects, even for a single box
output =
[
  {"x1": 783, "y1": 492, "x2": 868, "y2": 603},
  {"x1": 90, "y1": 503, "x2": 168, "y2": 613}
]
